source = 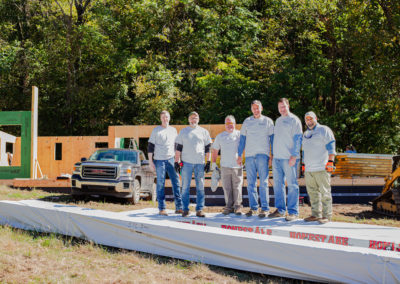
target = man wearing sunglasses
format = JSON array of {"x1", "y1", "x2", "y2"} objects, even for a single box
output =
[
  {"x1": 302, "y1": 111, "x2": 336, "y2": 224},
  {"x1": 212, "y1": 115, "x2": 243, "y2": 216}
]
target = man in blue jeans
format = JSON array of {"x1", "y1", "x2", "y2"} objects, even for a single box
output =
[
  {"x1": 175, "y1": 111, "x2": 212, "y2": 217},
  {"x1": 148, "y1": 110, "x2": 183, "y2": 216},
  {"x1": 237, "y1": 100, "x2": 274, "y2": 218},
  {"x1": 269, "y1": 98, "x2": 303, "y2": 221}
]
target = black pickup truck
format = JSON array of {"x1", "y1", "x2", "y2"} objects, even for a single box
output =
[{"x1": 71, "y1": 148, "x2": 156, "y2": 204}]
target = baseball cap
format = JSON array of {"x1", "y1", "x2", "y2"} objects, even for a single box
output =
[
  {"x1": 305, "y1": 111, "x2": 317, "y2": 120},
  {"x1": 188, "y1": 111, "x2": 199, "y2": 118}
]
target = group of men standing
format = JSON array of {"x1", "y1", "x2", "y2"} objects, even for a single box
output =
[{"x1": 148, "y1": 98, "x2": 336, "y2": 224}]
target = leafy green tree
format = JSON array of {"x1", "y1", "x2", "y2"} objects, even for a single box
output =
[{"x1": 0, "y1": 0, "x2": 399, "y2": 153}]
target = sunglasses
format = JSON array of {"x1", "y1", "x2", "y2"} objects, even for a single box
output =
[{"x1": 303, "y1": 132, "x2": 313, "y2": 139}]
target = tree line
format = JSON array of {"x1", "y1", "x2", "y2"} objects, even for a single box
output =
[{"x1": 0, "y1": 0, "x2": 399, "y2": 153}]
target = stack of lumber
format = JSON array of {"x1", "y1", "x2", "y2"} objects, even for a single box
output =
[{"x1": 334, "y1": 153, "x2": 393, "y2": 178}]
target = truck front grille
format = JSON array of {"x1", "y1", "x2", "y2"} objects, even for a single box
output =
[{"x1": 82, "y1": 166, "x2": 117, "y2": 179}]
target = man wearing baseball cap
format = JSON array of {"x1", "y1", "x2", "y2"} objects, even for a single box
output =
[{"x1": 302, "y1": 111, "x2": 336, "y2": 224}]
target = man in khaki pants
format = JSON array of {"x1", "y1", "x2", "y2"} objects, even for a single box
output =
[
  {"x1": 211, "y1": 115, "x2": 243, "y2": 215},
  {"x1": 302, "y1": 111, "x2": 336, "y2": 224}
]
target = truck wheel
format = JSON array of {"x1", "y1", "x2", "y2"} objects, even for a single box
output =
[
  {"x1": 129, "y1": 179, "x2": 140, "y2": 204},
  {"x1": 151, "y1": 183, "x2": 157, "y2": 203}
]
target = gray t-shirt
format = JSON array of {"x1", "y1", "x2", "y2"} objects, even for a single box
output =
[
  {"x1": 176, "y1": 126, "x2": 212, "y2": 164},
  {"x1": 240, "y1": 115, "x2": 274, "y2": 157},
  {"x1": 302, "y1": 123, "x2": 336, "y2": 172},
  {"x1": 273, "y1": 113, "x2": 303, "y2": 159},
  {"x1": 212, "y1": 129, "x2": 241, "y2": 168},
  {"x1": 148, "y1": 125, "x2": 177, "y2": 160}
]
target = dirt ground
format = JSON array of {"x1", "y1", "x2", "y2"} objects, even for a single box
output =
[
  {"x1": 40, "y1": 192, "x2": 400, "y2": 227},
  {"x1": 198, "y1": 203, "x2": 399, "y2": 227}
]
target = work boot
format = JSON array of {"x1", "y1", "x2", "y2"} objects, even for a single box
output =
[
  {"x1": 304, "y1": 215, "x2": 320, "y2": 222},
  {"x1": 245, "y1": 209, "x2": 258, "y2": 217},
  {"x1": 159, "y1": 210, "x2": 168, "y2": 216},
  {"x1": 196, "y1": 210, "x2": 206, "y2": 217},
  {"x1": 182, "y1": 210, "x2": 190, "y2": 217},
  {"x1": 285, "y1": 214, "x2": 298, "y2": 221},
  {"x1": 222, "y1": 208, "x2": 234, "y2": 215},
  {"x1": 234, "y1": 208, "x2": 242, "y2": 216},
  {"x1": 175, "y1": 209, "x2": 183, "y2": 214},
  {"x1": 258, "y1": 210, "x2": 269, "y2": 218},
  {"x1": 268, "y1": 209, "x2": 285, "y2": 218},
  {"x1": 318, "y1": 217, "x2": 330, "y2": 224}
]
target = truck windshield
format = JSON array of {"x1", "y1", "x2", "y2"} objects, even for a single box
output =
[{"x1": 89, "y1": 150, "x2": 138, "y2": 164}]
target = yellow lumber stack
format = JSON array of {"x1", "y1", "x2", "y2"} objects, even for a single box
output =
[{"x1": 334, "y1": 153, "x2": 393, "y2": 178}]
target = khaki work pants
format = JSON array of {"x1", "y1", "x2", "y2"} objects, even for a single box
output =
[
  {"x1": 305, "y1": 171, "x2": 332, "y2": 218},
  {"x1": 221, "y1": 167, "x2": 243, "y2": 210}
]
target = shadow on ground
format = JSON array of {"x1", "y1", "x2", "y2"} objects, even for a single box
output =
[
  {"x1": 340, "y1": 210, "x2": 400, "y2": 221},
  {"x1": 39, "y1": 194, "x2": 134, "y2": 205}
]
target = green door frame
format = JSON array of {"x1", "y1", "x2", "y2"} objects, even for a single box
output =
[{"x1": 0, "y1": 111, "x2": 31, "y2": 179}]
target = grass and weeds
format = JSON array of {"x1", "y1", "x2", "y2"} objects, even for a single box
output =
[
  {"x1": 0, "y1": 185, "x2": 399, "y2": 283},
  {"x1": 0, "y1": 223, "x2": 287, "y2": 283}
]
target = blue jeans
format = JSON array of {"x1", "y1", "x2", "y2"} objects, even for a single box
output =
[
  {"x1": 245, "y1": 154, "x2": 270, "y2": 211},
  {"x1": 272, "y1": 158, "x2": 299, "y2": 215},
  {"x1": 155, "y1": 158, "x2": 182, "y2": 211},
  {"x1": 181, "y1": 162, "x2": 205, "y2": 211}
]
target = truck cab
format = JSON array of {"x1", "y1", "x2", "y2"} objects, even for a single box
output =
[{"x1": 71, "y1": 148, "x2": 156, "y2": 204}]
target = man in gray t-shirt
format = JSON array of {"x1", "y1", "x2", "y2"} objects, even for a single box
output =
[
  {"x1": 175, "y1": 111, "x2": 212, "y2": 217},
  {"x1": 212, "y1": 115, "x2": 243, "y2": 215},
  {"x1": 302, "y1": 111, "x2": 336, "y2": 224},
  {"x1": 148, "y1": 110, "x2": 182, "y2": 216},
  {"x1": 237, "y1": 100, "x2": 274, "y2": 218},
  {"x1": 269, "y1": 98, "x2": 302, "y2": 221}
]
